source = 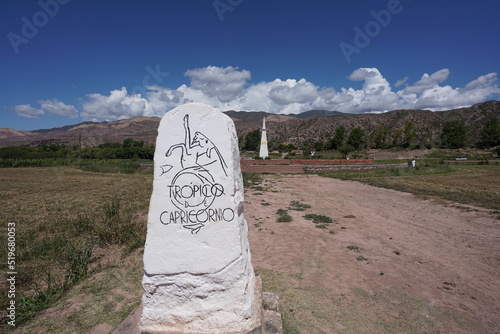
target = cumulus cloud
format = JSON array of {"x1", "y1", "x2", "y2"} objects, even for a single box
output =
[
  {"x1": 269, "y1": 79, "x2": 319, "y2": 105},
  {"x1": 15, "y1": 65, "x2": 500, "y2": 122},
  {"x1": 409, "y1": 72, "x2": 500, "y2": 110},
  {"x1": 15, "y1": 105, "x2": 44, "y2": 119},
  {"x1": 404, "y1": 68, "x2": 450, "y2": 94},
  {"x1": 38, "y1": 99, "x2": 78, "y2": 118},
  {"x1": 394, "y1": 76, "x2": 409, "y2": 88},
  {"x1": 14, "y1": 99, "x2": 78, "y2": 119},
  {"x1": 81, "y1": 87, "x2": 155, "y2": 121},
  {"x1": 80, "y1": 66, "x2": 499, "y2": 120},
  {"x1": 184, "y1": 66, "x2": 250, "y2": 102}
]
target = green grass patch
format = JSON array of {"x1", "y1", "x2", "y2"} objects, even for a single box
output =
[
  {"x1": 276, "y1": 209, "x2": 293, "y2": 222},
  {"x1": 80, "y1": 160, "x2": 148, "y2": 174},
  {"x1": 242, "y1": 172, "x2": 263, "y2": 189},
  {"x1": 304, "y1": 213, "x2": 333, "y2": 224},
  {"x1": 288, "y1": 200, "x2": 311, "y2": 211},
  {"x1": 319, "y1": 163, "x2": 500, "y2": 211}
]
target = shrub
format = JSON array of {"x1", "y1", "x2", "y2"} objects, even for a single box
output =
[
  {"x1": 276, "y1": 209, "x2": 293, "y2": 222},
  {"x1": 289, "y1": 200, "x2": 311, "y2": 211},
  {"x1": 304, "y1": 214, "x2": 333, "y2": 224}
]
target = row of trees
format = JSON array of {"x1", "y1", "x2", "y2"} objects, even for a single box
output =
[
  {"x1": 240, "y1": 118, "x2": 500, "y2": 153},
  {"x1": 0, "y1": 138, "x2": 155, "y2": 161},
  {"x1": 2, "y1": 118, "x2": 499, "y2": 163}
]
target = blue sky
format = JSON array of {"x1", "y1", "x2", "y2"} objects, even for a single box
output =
[{"x1": 1, "y1": 0, "x2": 499, "y2": 131}]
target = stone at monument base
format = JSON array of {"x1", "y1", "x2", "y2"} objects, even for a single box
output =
[
  {"x1": 140, "y1": 257, "x2": 260, "y2": 333},
  {"x1": 112, "y1": 275, "x2": 283, "y2": 334}
]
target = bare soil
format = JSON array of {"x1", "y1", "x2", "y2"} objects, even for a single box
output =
[{"x1": 246, "y1": 174, "x2": 500, "y2": 333}]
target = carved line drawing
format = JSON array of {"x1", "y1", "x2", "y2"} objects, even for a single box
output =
[
  {"x1": 160, "y1": 114, "x2": 228, "y2": 177},
  {"x1": 159, "y1": 114, "x2": 229, "y2": 234}
]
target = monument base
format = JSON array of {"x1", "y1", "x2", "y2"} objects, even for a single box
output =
[{"x1": 112, "y1": 275, "x2": 282, "y2": 334}]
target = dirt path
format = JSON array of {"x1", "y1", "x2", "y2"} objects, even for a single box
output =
[{"x1": 246, "y1": 174, "x2": 500, "y2": 333}]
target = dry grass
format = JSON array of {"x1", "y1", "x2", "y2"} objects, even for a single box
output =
[
  {"x1": 2, "y1": 164, "x2": 497, "y2": 332},
  {"x1": 320, "y1": 164, "x2": 500, "y2": 211},
  {"x1": 363, "y1": 165, "x2": 500, "y2": 211},
  {"x1": 0, "y1": 167, "x2": 152, "y2": 332}
]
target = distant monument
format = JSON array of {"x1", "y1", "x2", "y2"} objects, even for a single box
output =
[
  {"x1": 259, "y1": 117, "x2": 269, "y2": 159},
  {"x1": 141, "y1": 103, "x2": 261, "y2": 333}
]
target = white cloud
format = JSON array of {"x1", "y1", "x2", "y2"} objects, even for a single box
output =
[
  {"x1": 145, "y1": 86, "x2": 189, "y2": 112},
  {"x1": 82, "y1": 66, "x2": 500, "y2": 119},
  {"x1": 394, "y1": 76, "x2": 409, "y2": 88},
  {"x1": 81, "y1": 87, "x2": 155, "y2": 121},
  {"x1": 184, "y1": 66, "x2": 250, "y2": 103},
  {"x1": 404, "y1": 68, "x2": 450, "y2": 94},
  {"x1": 18, "y1": 66, "x2": 499, "y2": 122},
  {"x1": 14, "y1": 105, "x2": 44, "y2": 119},
  {"x1": 269, "y1": 79, "x2": 319, "y2": 105},
  {"x1": 38, "y1": 99, "x2": 78, "y2": 118},
  {"x1": 408, "y1": 72, "x2": 500, "y2": 110}
]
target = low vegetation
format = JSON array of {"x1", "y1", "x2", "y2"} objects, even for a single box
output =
[
  {"x1": 304, "y1": 214, "x2": 333, "y2": 224},
  {"x1": 319, "y1": 162, "x2": 500, "y2": 211},
  {"x1": 0, "y1": 168, "x2": 152, "y2": 331},
  {"x1": 242, "y1": 172, "x2": 264, "y2": 190},
  {"x1": 288, "y1": 200, "x2": 311, "y2": 211},
  {"x1": 0, "y1": 139, "x2": 153, "y2": 173},
  {"x1": 2, "y1": 146, "x2": 499, "y2": 332},
  {"x1": 276, "y1": 209, "x2": 293, "y2": 223}
]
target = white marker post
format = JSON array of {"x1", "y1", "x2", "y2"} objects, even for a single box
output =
[
  {"x1": 141, "y1": 103, "x2": 260, "y2": 333},
  {"x1": 259, "y1": 117, "x2": 268, "y2": 160}
]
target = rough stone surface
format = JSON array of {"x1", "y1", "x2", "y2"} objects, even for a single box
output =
[
  {"x1": 262, "y1": 292, "x2": 279, "y2": 313},
  {"x1": 141, "y1": 103, "x2": 259, "y2": 333},
  {"x1": 113, "y1": 277, "x2": 282, "y2": 333},
  {"x1": 262, "y1": 310, "x2": 283, "y2": 334}
]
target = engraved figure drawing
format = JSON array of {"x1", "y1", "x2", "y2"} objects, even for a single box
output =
[{"x1": 159, "y1": 114, "x2": 230, "y2": 234}]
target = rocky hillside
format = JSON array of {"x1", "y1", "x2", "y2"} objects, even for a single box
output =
[
  {"x1": 1, "y1": 101, "x2": 499, "y2": 149},
  {"x1": 0, "y1": 116, "x2": 161, "y2": 148},
  {"x1": 259, "y1": 100, "x2": 500, "y2": 148}
]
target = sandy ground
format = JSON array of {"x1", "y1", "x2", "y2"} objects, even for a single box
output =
[{"x1": 246, "y1": 174, "x2": 500, "y2": 333}]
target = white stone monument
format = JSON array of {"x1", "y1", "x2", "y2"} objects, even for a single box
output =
[
  {"x1": 141, "y1": 103, "x2": 260, "y2": 333},
  {"x1": 259, "y1": 117, "x2": 268, "y2": 160}
]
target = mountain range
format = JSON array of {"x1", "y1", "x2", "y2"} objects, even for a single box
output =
[{"x1": 1, "y1": 101, "x2": 499, "y2": 149}]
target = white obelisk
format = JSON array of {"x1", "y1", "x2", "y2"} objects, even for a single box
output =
[{"x1": 259, "y1": 117, "x2": 269, "y2": 159}]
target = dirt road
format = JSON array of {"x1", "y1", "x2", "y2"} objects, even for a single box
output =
[{"x1": 246, "y1": 174, "x2": 500, "y2": 333}]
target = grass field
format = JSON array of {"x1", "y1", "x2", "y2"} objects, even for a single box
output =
[
  {"x1": 318, "y1": 162, "x2": 500, "y2": 212},
  {"x1": 0, "y1": 167, "x2": 152, "y2": 332},
  {"x1": 1, "y1": 162, "x2": 499, "y2": 332}
]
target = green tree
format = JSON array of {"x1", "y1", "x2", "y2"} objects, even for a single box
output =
[
  {"x1": 347, "y1": 127, "x2": 365, "y2": 151},
  {"x1": 123, "y1": 138, "x2": 134, "y2": 148},
  {"x1": 403, "y1": 122, "x2": 416, "y2": 148},
  {"x1": 480, "y1": 118, "x2": 500, "y2": 148},
  {"x1": 372, "y1": 126, "x2": 389, "y2": 149},
  {"x1": 338, "y1": 144, "x2": 354, "y2": 159},
  {"x1": 441, "y1": 120, "x2": 467, "y2": 148},
  {"x1": 328, "y1": 126, "x2": 346, "y2": 150},
  {"x1": 244, "y1": 129, "x2": 261, "y2": 151},
  {"x1": 391, "y1": 129, "x2": 403, "y2": 147}
]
